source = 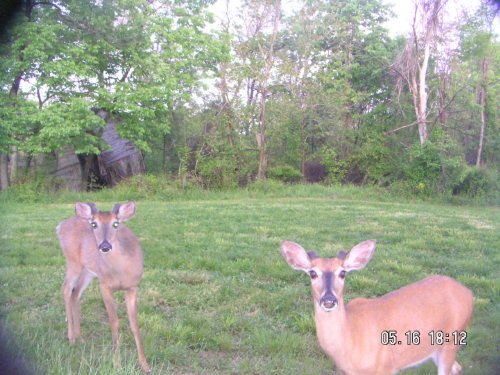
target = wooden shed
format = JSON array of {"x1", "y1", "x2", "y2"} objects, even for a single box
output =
[{"x1": 54, "y1": 111, "x2": 145, "y2": 190}]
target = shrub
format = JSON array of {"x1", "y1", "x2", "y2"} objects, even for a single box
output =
[
  {"x1": 195, "y1": 156, "x2": 239, "y2": 190},
  {"x1": 401, "y1": 128, "x2": 463, "y2": 196},
  {"x1": 111, "y1": 174, "x2": 178, "y2": 200},
  {"x1": 267, "y1": 165, "x2": 302, "y2": 184},
  {"x1": 0, "y1": 173, "x2": 51, "y2": 203},
  {"x1": 347, "y1": 132, "x2": 394, "y2": 186},
  {"x1": 319, "y1": 147, "x2": 347, "y2": 185},
  {"x1": 453, "y1": 167, "x2": 491, "y2": 198},
  {"x1": 303, "y1": 161, "x2": 327, "y2": 183}
]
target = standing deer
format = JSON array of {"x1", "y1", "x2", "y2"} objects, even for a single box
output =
[
  {"x1": 57, "y1": 202, "x2": 150, "y2": 373},
  {"x1": 280, "y1": 240, "x2": 474, "y2": 375}
]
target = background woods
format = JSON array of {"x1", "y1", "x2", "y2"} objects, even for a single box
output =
[
  {"x1": 0, "y1": 0, "x2": 499, "y2": 200},
  {"x1": 1, "y1": 2, "x2": 499, "y2": 374}
]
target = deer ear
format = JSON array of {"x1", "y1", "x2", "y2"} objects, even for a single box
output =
[
  {"x1": 115, "y1": 201, "x2": 136, "y2": 221},
  {"x1": 281, "y1": 241, "x2": 313, "y2": 271},
  {"x1": 343, "y1": 240, "x2": 376, "y2": 272},
  {"x1": 75, "y1": 202, "x2": 95, "y2": 220}
]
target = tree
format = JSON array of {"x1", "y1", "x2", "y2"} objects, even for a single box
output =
[
  {"x1": 395, "y1": 0, "x2": 447, "y2": 146},
  {"x1": 458, "y1": 2, "x2": 499, "y2": 167},
  {"x1": 234, "y1": 0, "x2": 281, "y2": 179},
  {"x1": 0, "y1": 0, "x2": 226, "y2": 189}
]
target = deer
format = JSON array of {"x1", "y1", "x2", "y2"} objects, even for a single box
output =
[
  {"x1": 57, "y1": 201, "x2": 150, "y2": 373},
  {"x1": 280, "y1": 239, "x2": 474, "y2": 375}
]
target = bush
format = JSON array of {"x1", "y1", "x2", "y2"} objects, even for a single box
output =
[
  {"x1": 453, "y1": 167, "x2": 491, "y2": 198},
  {"x1": 195, "y1": 156, "x2": 240, "y2": 190},
  {"x1": 303, "y1": 161, "x2": 327, "y2": 183},
  {"x1": 347, "y1": 132, "x2": 394, "y2": 186},
  {"x1": 267, "y1": 165, "x2": 302, "y2": 184},
  {"x1": 0, "y1": 174, "x2": 51, "y2": 203},
  {"x1": 109, "y1": 174, "x2": 179, "y2": 200},
  {"x1": 319, "y1": 147, "x2": 347, "y2": 185},
  {"x1": 401, "y1": 128, "x2": 463, "y2": 196}
]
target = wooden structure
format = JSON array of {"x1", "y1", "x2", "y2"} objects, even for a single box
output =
[{"x1": 54, "y1": 111, "x2": 145, "y2": 190}]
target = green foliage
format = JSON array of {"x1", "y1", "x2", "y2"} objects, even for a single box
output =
[
  {"x1": 0, "y1": 173, "x2": 51, "y2": 203},
  {"x1": 1, "y1": 0, "x2": 498, "y2": 205},
  {"x1": 246, "y1": 178, "x2": 285, "y2": 194},
  {"x1": 196, "y1": 154, "x2": 239, "y2": 190},
  {"x1": 397, "y1": 127, "x2": 464, "y2": 196},
  {"x1": 0, "y1": 170, "x2": 75, "y2": 203},
  {"x1": 267, "y1": 165, "x2": 302, "y2": 184},
  {"x1": 404, "y1": 143, "x2": 442, "y2": 195},
  {"x1": 111, "y1": 174, "x2": 179, "y2": 200},
  {"x1": 34, "y1": 99, "x2": 106, "y2": 154},
  {"x1": 319, "y1": 146, "x2": 347, "y2": 185},
  {"x1": 453, "y1": 167, "x2": 493, "y2": 198},
  {"x1": 346, "y1": 131, "x2": 394, "y2": 185},
  {"x1": 1, "y1": 0, "x2": 227, "y2": 161}
]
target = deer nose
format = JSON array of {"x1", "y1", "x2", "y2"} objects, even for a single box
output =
[
  {"x1": 320, "y1": 294, "x2": 338, "y2": 311},
  {"x1": 99, "y1": 240, "x2": 112, "y2": 253}
]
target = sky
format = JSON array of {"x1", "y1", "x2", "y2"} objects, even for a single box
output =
[{"x1": 208, "y1": 0, "x2": 499, "y2": 37}]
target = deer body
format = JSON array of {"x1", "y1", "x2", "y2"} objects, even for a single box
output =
[
  {"x1": 281, "y1": 240, "x2": 474, "y2": 375},
  {"x1": 57, "y1": 202, "x2": 150, "y2": 373}
]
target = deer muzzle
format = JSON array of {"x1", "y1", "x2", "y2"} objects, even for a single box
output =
[
  {"x1": 99, "y1": 240, "x2": 112, "y2": 253},
  {"x1": 320, "y1": 293, "x2": 338, "y2": 311},
  {"x1": 320, "y1": 271, "x2": 338, "y2": 311}
]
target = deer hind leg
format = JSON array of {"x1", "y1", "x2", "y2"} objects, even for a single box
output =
[
  {"x1": 125, "y1": 287, "x2": 150, "y2": 373},
  {"x1": 99, "y1": 284, "x2": 121, "y2": 369}
]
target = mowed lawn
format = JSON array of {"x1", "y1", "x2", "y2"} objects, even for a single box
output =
[{"x1": 0, "y1": 187, "x2": 499, "y2": 374}]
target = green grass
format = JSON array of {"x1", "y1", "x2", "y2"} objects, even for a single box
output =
[{"x1": 0, "y1": 185, "x2": 499, "y2": 374}]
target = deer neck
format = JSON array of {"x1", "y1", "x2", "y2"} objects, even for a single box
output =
[{"x1": 313, "y1": 299, "x2": 350, "y2": 362}]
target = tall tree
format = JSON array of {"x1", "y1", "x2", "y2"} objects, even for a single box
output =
[
  {"x1": 395, "y1": 0, "x2": 447, "y2": 146},
  {"x1": 235, "y1": 0, "x2": 281, "y2": 179},
  {"x1": 0, "y1": 0, "x2": 225, "y2": 189},
  {"x1": 458, "y1": 2, "x2": 499, "y2": 167}
]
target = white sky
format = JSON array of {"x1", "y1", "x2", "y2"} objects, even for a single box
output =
[{"x1": 208, "y1": 0, "x2": 498, "y2": 37}]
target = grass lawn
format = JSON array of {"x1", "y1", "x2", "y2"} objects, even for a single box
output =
[{"x1": 0, "y1": 185, "x2": 498, "y2": 374}]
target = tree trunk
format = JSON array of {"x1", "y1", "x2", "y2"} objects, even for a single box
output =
[
  {"x1": 9, "y1": 146, "x2": 19, "y2": 183},
  {"x1": 255, "y1": 0, "x2": 281, "y2": 179},
  {"x1": 77, "y1": 154, "x2": 94, "y2": 191},
  {"x1": 476, "y1": 58, "x2": 488, "y2": 166},
  {"x1": 162, "y1": 133, "x2": 168, "y2": 175},
  {"x1": 300, "y1": 115, "x2": 306, "y2": 180},
  {"x1": 416, "y1": 30, "x2": 431, "y2": 146},
  {"x1": 0, "y1": 154, "x2": 9, "y2": 190}
]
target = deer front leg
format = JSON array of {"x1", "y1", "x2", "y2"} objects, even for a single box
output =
[
  {"x1": 69, "y1": 269, "x2": 95, "y2": 342},
  {"x1": 63, "y1": 267, "x2": 83, "y2": 344},
  {"x1": 99, "y1": 284, "x2": 121, "y2": 369},
  {"x1": 125, "y1": 287, "x2": 150, "y2": 373}
]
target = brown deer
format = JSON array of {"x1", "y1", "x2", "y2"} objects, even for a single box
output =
[
  {"x1": 281, "y1": 240, "x2": 474, "y2": 375},
  {"x1": 57, "y1": 202, "x2": 150, "y2": 373}
]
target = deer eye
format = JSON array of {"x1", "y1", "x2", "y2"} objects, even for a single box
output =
[
  {"x1": 309, "y1": 270, "x2": 318, "y2": 279},
  {"x1": 113, "y1": 221, "x2": 119, "y2": 229},
  {"x1": 91, "y1": 221, "x2": 98, "y2": 229},
  {"x1": 339, "y1": 270, "x2": 346, "y2": 279}
]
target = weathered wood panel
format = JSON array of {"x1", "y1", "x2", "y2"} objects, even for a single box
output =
[{"x1": 53, "y1": 111, "x2": 145, "y2": 190}]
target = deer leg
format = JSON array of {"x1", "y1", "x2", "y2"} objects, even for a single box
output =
[
  {"x1": 62, "y1": 267, "x2": 81, "y2": 344},
  {"x1": 70, "y1": 269, "x2": 95, "y2": 341},
  {"x1": 125, "y1": 287, "x2": 150, "y2": 373},
  {"x1": 99, "y1": 284, "x2": 121, "y2": 369},
  {"x1": 437, "y1": 346, "x2": 461, "y2": 375}
]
